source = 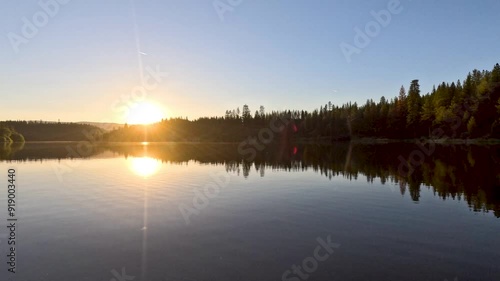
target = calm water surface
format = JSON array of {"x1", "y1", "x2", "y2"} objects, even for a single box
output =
[{"x1": 0, "y1": 143, "x2": 499, "y2": 281}]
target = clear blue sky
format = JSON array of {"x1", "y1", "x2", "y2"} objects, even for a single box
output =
[{"x1": 1, "y1": 0, "x2": 499, "y2": 123}]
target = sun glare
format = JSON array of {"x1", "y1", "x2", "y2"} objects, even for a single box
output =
[
  {"x1": 129, "y1": 157, "x2": 161, "y2": 177},
  {"x1": 126, "y1": 102, "x2": 165, "y2": 125}
]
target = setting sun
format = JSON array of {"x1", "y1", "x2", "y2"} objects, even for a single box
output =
[{"x1": 126, "y1": 101, "x2": 165, "y2": 125}]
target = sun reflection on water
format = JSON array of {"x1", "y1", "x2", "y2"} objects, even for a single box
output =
[{"x1": 129, "y1": 156, "x2": 161, "y2": 177}]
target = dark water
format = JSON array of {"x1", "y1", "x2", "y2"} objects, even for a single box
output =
[{"x1": 0, "y1": 142, "x2": 499, "y2": 281}]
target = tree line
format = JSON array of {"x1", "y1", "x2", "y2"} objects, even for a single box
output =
[
  {"x1": 106, "y1": 63, "x2": 500, "y2": 142},
  {"x1": 3, "y1": 63, "x2": 499, "y2": 142},
  {"x1": 0, "y1": 121, "x2": 103, "y2": 141}
]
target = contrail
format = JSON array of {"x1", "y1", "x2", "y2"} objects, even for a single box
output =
[{"x1": 130, "y1": 0, "x2": 145, "y2": 86}]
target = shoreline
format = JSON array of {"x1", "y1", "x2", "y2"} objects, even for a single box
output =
[{"x1": 15, "y1": 138, "x2": 500, "y2": 145}]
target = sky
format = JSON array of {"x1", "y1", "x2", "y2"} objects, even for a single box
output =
[{"x1": 1, "y1": 0, "x2": 499, "y2": 123}]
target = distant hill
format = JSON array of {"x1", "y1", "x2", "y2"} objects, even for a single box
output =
[
  {"x1": 77, "y1": 122, "x2": 124, "y2": 131},
  {"x1": 0, "y1": 121, "x2": 104, "y2": 142}
]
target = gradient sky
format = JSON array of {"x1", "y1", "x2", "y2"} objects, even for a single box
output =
[{"x1": 1, "y1": 0, "x2": 499, "y2": 123}]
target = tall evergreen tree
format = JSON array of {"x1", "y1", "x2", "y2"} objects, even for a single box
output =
[{"x1": 407, "y1": 79, "x2": 422, "y2": 129}]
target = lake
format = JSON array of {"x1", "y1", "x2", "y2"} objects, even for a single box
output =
[{"x1": 1, "y1": 142, "x2": 499, "y2": 281}]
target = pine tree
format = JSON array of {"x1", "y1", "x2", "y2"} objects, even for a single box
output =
[
  {"x1": 398, "y1": 85, "x2": 407, "y2": 113},
  {"x1": 407, "y1": 80, "x2": 421, "y2": 128},
  {"x1": 242, "y1": 104, "x2": 251, "y2": 123},
  {"x1": 492, "y1": 63, "x2": 500, "y2": 83}
]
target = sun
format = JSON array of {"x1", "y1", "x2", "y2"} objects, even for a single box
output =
[{"x1": 126, "y1": 101, "x2": 165, "y2": 125}]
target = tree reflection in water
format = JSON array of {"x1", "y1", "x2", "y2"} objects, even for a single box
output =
[{"x1": 2, "y1": 142, "x2": 499, "y2": 217}]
